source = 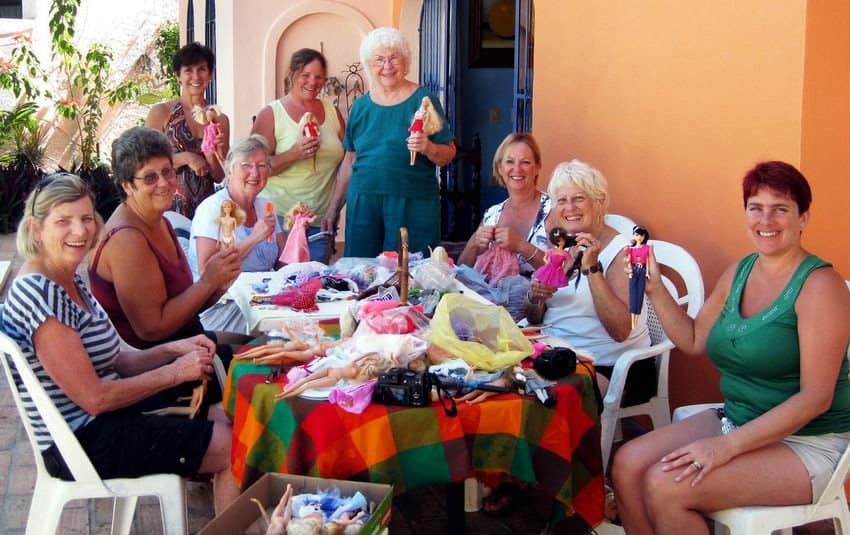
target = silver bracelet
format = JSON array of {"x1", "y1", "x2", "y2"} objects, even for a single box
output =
[{"x1": 524, "y1": 247, "x2": 541, "y2": 263}]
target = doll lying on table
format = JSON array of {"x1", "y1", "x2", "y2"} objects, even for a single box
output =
[{"x1": 275, "y1": 352, "x2": 394, "y2": 402}]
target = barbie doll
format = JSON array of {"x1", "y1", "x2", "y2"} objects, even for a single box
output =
[
  {"x1": 275, "y1": 352, "x2": 394, "y2": 400},
  {"x1": 279, "y1": 202, "x2": 316, "y2": 264},
  {"x1": 625, "y1": 225, "x2": 650, "y2": 329},
  {"x1": 298, "y1": 111, "x2": 320, "y2": 173},
  {"x1": 216, "y1": 198, "x2": 246, "y2": 250},
  {"x1": 407, "y1": 95, "x2": 441, "y2": 165},
  {"x1": 532, "y1": 227, "x2": 574, "y2": 288},
  {"x1": 192, "y1": 104, "x2": 225, "y2": 167}
]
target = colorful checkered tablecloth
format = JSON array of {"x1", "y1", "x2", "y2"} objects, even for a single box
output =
[{"x1": 224, "y1": 350, "x2": 604, "y2": 528}]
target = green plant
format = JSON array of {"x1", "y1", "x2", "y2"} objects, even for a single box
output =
[
  {"x1": 155, "y1": 22, "x2": 180, "y2": 98},
  {"x1": 49, "y1": 0, "x2": 145, "y2": 170}
]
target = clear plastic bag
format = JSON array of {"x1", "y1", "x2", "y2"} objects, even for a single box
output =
[{"x1": 428, "y1": 293, "x2": 533, "y2": 371}]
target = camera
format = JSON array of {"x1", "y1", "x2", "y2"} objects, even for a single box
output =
[
  {"x1": 534, "y1": 347, "x2": 577, "y2": 380},
  {"x1": 373, "y1": 367, "x2": 432, "y2": 407}
]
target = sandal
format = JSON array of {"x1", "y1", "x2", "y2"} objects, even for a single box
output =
[{"x1": 482, "y1": 482, "x2": 527, "y2": 516}]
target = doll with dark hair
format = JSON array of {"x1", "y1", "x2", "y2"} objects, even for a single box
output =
[
  {"x1": 532, "y1": 227, "x2": 574, "y2": 288},
  {"x1": 624, "y1": 225, "x2": 650, "y2": 328}
]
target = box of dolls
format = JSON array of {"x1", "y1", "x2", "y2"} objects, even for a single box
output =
[{"x1": 199, "y1": 473, "x2": 392, "y2": 535}]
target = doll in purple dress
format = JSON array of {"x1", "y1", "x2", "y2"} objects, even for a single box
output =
[
  {"x1": 625, "y1": 225, "x2": 650, "y2": 328},
  {"x1": 533, "y1": 227, "x2": 573, "y2": 288}
]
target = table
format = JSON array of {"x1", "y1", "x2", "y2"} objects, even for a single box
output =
[
  {"x1": 224, "y1": 353, "x2": 605, "y2": 529},
  {"x1": 228, "y1": 270, "x2": 493, "y2": 336}
]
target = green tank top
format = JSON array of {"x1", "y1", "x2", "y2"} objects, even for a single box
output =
[{"x1": 706, "y1": 253, "x2": 850, "y2": 435}]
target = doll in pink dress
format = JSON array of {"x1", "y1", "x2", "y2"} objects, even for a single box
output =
[
  {"x1": 533, "y1": 227, "x2": 573, "y2": 288},
  {"x1": 279, "y1": 202, "x2": 316, "y2": 264},
  {"x1": 624, "y1": 225, "x2": 650, "y2": 328},
  {"x1": 193, "y1": 104, "x2": 224, "y2": 168},
  {"x1": 408, "y1": 96, "x2": 441, "y2": 166},
  {"x1": 298, "y1": 111, "x2": 320, "y2": 173}
]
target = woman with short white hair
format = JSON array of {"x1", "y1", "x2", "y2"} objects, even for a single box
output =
[{"x1": 323, "y1": 27, "x2": 457, "y2": 257}]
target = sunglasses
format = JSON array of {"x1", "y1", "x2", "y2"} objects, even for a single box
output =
[
  {"x1": 133, "y1": 166, "x2": 177, "y2": 186},
  {"x1": 30, "y1": 173, "x2": 79, "y2": 217}
]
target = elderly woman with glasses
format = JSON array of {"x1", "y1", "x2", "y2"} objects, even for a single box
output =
[
  {"x1": 89, "y1": 127, "x2": 244, "y2": 358},
  {"x1": 323, "y1": 27, "x2": 456, "y2": 257},
  {"x1": 188, "y1": 134, "x2": 285, "y2": 331},
  {"x1": 2, "y1": 174, "x2": 239, "y2": 514}
]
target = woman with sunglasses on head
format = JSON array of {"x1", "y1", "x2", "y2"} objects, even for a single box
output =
[
  {"x1": 1, "y1": 174, "x2": 239, "y2": 514},
  {"x1": 89, "y1": 127, "x2": 244, "y2": 363},
  {"x1": 323, "y1": 27, "x2": 456, "y2": 257},
  {"x1": 250, "y1": 48, "x2": 344, "y2": 264},
  {"x1": 146, "y1": 42, "x2": 229, "y2": 218}
]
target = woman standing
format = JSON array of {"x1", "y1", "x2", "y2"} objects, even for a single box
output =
[
  {"x1": 251, "y1": 48, "x2": 344, "y2": 264},
  {"x1": 457, "y1": 132, "x2": 550, "y2": 276},
  {"x1": 324, "y1": 27, "x2": 456, "y2": 257},
  {"x1": 146, "y1": 42, "x2": 229, "y2": 218}
]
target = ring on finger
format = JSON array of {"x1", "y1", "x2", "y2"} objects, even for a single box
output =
[{"x1": 691, "y1": 461, "x2": 703, "y2": 471}]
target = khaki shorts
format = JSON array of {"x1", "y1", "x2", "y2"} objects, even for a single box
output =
[
  {"x1": 782, "y1": 432, "x2": 850, "y2": 501},
  {"x1": 717, "y1": 409, "x2": 849, "y2": 501}
]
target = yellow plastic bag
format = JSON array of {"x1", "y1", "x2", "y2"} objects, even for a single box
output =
[{"x1": 428, "y1": 293, "x2": 533, "y2": 371}]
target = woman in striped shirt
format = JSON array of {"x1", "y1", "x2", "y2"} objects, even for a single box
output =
[{"x1": 1, "y1": 174, "x2": 238, "y2": 514}]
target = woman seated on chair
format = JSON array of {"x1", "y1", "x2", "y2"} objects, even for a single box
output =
[
  {"x1": 188, "y1": 135, "x2": 285, "y2": 332},
  {"x1": 1, "y1": 174, "x2": 239, "y2": 513},
  {"x1": 457, "y1": 132, "x2": 550, "y2": 277},
  {"x1": 464, "y1": 160, "x2": 652, "y2": 518},
  {"x1": 88, "y1": 126, "x2": 248, "y2": 366},
  {"x1": 612, "y1": 161, "x2": 850, "y2": 534}
]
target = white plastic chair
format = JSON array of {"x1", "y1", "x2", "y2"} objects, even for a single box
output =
[
  {"x1": 709, "y1": 441, "x2": 850, "y2": 535},
  {"x1": 600, "y1": 239, "x2": 705, "y2": 472},
  {"x1": 0, "y1": 331, "x2": 188, "y2": 534},
  {"x1": 605, "y1": 213, "x2": 638, "y2": 236},
  {"x1": 164, "y1": 210, "x2": 192, "y2": 258}
]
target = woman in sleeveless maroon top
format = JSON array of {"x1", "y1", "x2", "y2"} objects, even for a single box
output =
[{"x1": 90, "y1": 126, "x2": 243, "y2": 350}]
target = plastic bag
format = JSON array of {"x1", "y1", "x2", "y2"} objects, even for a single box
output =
[{"x1": 428, "y1": 293, "x2": 533, "y2": 371}]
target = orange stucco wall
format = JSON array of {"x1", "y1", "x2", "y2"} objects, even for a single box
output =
[
  {"x1": 800, "y1": 1, "x2": 850, "y2": 280},
  {"x1": 533, "y1": 1, "x2": 850, "y2": 407}
]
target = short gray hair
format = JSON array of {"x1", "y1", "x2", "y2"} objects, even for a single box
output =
[
  {"x1": 111, "y1": 126, "x2": 173, "y2": 200},
  {"x1": 224, "y1": 135, "x2": 271, "y2": 175},
  {"x1": 547, "y1": 159, "x2": 610, "y2": 214},
  {"x1": 359, "y1": 27, "x2": 411, "y2": 85},
  {"x1": 17, "y1": 173, "x2": 103, "y2": 260}
]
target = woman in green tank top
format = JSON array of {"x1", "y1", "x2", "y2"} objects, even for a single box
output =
[{"x1": 612, "y1": 161, "x2": 850, "y2": 534}]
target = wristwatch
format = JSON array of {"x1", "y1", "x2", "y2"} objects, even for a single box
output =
[{"x1": 581, "y1": 261, "x2": 604, "y2": 275}]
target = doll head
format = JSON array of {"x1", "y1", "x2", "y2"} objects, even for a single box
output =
[
  {"x1": 632, "y1": 225, "x2": 650, "y2": 245},
  {"x1": 218, "y1": 199, "x2": 246, "y2": 226},
  {"x1": 205, "y1": 107, "x2": 218, "y2": 123},
  {"x1": 221, "y1": 199, "x2": 234, "y2": 216},
  {"x1": 548, "y1": 227, "x2": 570, "y2": 249}
]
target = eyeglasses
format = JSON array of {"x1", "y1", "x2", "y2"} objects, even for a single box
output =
[
  {"x1": 133, "y1": 167, "x2": 177, "y2": 186},
  {"x1": 239, "y1": 162, "x2": 270, "y2": 173},
  {"x1": 371, "y1": 55, "x2": 404, "y2": 68}
]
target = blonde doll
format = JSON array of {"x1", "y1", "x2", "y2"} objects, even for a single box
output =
[
  {"x1": 216, "y1": 199, "x2": 246, "y2": 250},
  {"x1": 407, "y1": 96, "x2": 441, "y2": 165}
]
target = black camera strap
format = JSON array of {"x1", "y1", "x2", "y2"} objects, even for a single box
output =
[{"x1": 429, "y1": 374, "x2": 458, "y2": 417}]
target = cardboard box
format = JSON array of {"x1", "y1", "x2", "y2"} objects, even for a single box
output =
[{"x1": 200, "y1": 473, "x2": 392, "y2": 535}]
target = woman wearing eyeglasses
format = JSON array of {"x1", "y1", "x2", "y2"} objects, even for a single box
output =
[
  {"x1": 324, "y1": 27, "x2": 456, "y2": 257},
  {"x1": 89, "y1": 127, "x2": 243, "y2": 353},
  {"x1": 187, "y1": 135, "x2": 286, "y2": 331},
  {"x1": 251, "y1": 48, "x2": 345, "y2": 264}
]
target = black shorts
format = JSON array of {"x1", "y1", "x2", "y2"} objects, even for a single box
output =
[
  {"x1": 595, "y1": 357, "x2": 658, "y2": 407},
  {"x1": 42, "y1": 408, "x2": 214, "y2": 481}
]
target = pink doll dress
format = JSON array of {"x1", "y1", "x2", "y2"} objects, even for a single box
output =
[
  {"x1": 532, "y1": 248, "x2": 571, "y2": 288},
  {"x1": 201, "y1": 122, "x2": 218, "y2": 154},
  {"x1": 473, "y1": 244, "x2": 520, "y2": 284},
  {"x1": 279, "y1": 212, "x2": 315, "y2": 264}
]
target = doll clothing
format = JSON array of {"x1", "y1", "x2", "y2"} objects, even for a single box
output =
[
  {"x1": 474, "y1": 244, "x2": 520, "y2": 284},
  {"x1": 279, "y1": 211, "x2": 315, "y2": 264},
  {"x1": 533, "y1": 248, "x2": 572, "y2": 288},
  {"x1": 201, "y1": 122, "x2": 218, "y2": 154},
  {"x1": 480, "y1": 192, "x2": 551, "y2": 277}
]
